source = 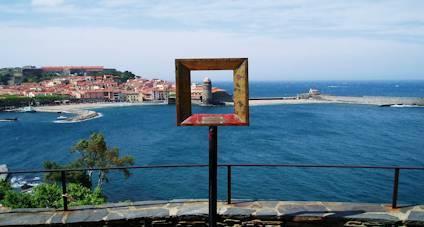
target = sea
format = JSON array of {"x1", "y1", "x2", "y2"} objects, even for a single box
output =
[{"x1": 1, "y1": 80, "x2": 424, "y2": 204}]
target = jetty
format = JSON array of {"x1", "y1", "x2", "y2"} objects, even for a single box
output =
[
  {"x1": 0, "y1": 164, "x2": 8, "y2": 181},
  {"x1": 248, "y1": 93, "x2": 424, "y2": 107}
]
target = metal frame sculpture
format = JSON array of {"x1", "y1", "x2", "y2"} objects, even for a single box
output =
[{"x1": 175, "y1": 58, "x2": 249, "y2": 227}]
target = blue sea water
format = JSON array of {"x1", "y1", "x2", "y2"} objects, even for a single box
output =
[{"x1": 1, "y1": 81, "x2": 424, "y2": 205}]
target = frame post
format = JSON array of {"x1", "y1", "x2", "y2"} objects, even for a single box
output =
[{"x1": 209, "y1": 126, "x2": 218, "y2": 227}]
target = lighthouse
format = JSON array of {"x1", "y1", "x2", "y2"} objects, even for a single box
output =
[{"x1": 202, "y1": 77, "x2": 212, "y2": 104}]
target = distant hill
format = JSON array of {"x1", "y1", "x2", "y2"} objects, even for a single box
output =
[{"x1": 0, "y1": 67, "x2": 136, "y2": 85}]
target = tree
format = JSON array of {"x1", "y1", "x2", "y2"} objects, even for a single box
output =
[
  {"x1": 71, "y1": 133, "x2": 134, "y2": 189},
  {"x1": 0, "y1": 73, "x2": 12, "y2": 85},
  {"x1": 44, "y1": 160, "x2": 91, "y2": 188},
  {"x1": 119, "y1": 71, "x2": 136, "y2": 83}
]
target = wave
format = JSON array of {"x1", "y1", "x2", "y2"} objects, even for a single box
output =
[
  {"x1": 390, "y1": 104, "x2": 424, "y2": 108},
  {"x1": 327, "y1": 85, "x2": 347, "y2": 88}
]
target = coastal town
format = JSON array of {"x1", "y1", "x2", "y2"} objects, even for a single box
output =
[
  {"x1": 0, "y1": 65, "x2": 232, "y2": 107},
  {"x1": 1, "y1": 65, "x2": 423, "y2": 123},
  {"x1": 0, "y1": 65, "x2": 174, "y2": 104},
  {"x1": 0, "y1": 65, "x2": 235, "y2": 122}
]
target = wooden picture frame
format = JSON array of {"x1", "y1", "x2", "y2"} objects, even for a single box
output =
[{"x1": 175, "y1": 58, "x2": 249, "y2": 126}]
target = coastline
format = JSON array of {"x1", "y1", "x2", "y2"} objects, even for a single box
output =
[
  {"x1": 16, "y1": 94, "x2": 424, "y2": 123},
  {"x1": 34, "y1": 102, "x2": 166, "y2": 123}
]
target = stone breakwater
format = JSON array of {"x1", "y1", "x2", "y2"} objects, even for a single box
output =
[
  {"x1": 34, "y1": 102, "x2": 162, "y2": 123},
  {"x1": 34, "y1": 107, "x2": 100, "y2": 123},
  {"x1": 248, "y1": 95, "x2": 424, "y2": 106},
  {"x1": 1, "y1": 200, "x2": 424, "y2": 226},
  {"x1": 318, "y1": 95, "x2": 424, "y2": 106}
]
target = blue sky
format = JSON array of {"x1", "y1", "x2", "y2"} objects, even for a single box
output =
[{"x1": 0, "y1": 0, "x2": 423, "y2": 81}]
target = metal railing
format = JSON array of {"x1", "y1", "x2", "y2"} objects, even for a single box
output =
[{"x1": 1, "y1": 163, "x2": 424, "y2": 210}]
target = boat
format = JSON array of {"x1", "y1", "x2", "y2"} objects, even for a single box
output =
[
  {"x1": 0, "y1": 117, "x2": 18, "y2": 122},
  {"x1": 57, "y1": 115, "x2": 67, "y2": 120},
  {"x1": 22, "y1": 106, "x2": 36, "y2": 113}
]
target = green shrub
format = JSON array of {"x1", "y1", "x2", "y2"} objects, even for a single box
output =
[
  {"x1": 0, "y1": 183, "x2": 106, "y2": 209},
  {"x1": 0, "y1": 180, "x2": 12, "y2": 200},
  {"x1": 32, "y1": 184, "x2": 62, "y2": 208},
  {"x1": 1, "y1": 190, "x2": 33, "y2": 209},
  {"x1": 67, "y1": 184, "x2": 106, "y2": 206}
]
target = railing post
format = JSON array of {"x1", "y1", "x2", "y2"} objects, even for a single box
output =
[
  {"x1": 61, "y1": 171, "x2": 68, "y2": 211},
  {"x1": 392, "y1": 168, "x2": 400, "y2": 209},
  {"x1": 227, "y1": 165, "x2": 232, "y2": 204}
]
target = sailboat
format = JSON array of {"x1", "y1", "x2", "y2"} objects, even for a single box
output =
[
  {"x1": 0, "y1": 117, "x2": 18, "y2": 122},
  {"x1": 22, "y1": 103, "x2": 36, "y2": 113},
  {"x1": 57, "y1": 115, "x2": 67, "y2": 120}
]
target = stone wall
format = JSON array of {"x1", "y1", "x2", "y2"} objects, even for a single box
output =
[{"x1": 1, "y1": 200, "x2": 423, "y2": 226}]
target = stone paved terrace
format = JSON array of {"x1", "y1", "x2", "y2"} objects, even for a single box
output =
[{"x1": 1, "y1": 200, "x2": 424, "y2": 226}]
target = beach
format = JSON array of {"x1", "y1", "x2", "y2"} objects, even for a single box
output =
[{"x1": 34, "y1": 102, "x2": 166, "y2": 123}]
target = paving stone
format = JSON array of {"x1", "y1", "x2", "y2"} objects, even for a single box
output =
[
  {"x1": 132, "y1": 200, "x2": 169, "y2": 207},
  {"x1": 6, "y1": 207, "x2": 55, "y2": 213},
  {"x1": 406, "y1": 211, "x2": 424, "y2": 225},
  {"x1": 69, "y1": 205, "x2": 95, "y2": 210},
  {"x1": 97, "y1": 201, "x2": 133, "y2": 208},
  {"x1": 0, "y1": 212, "x2": 54, "y2": 225},
  {"x1": 0, "y1": 200, "x2": 417, "y2": 226},
  {"x1": 48, "y1": 212, "x2": 67, "y2": 224},
  {"x1": 125, "y1": 208, "x2": 169, "y2": 219},
  {"x1": 231, "y1": 201, "x2": 257, "y2": 208},
  {"x1": 221, "y1": 207, "x2": 255, "y2": 218},
  {"x1": 65, "y1": 208, "x2": 108, "y2": 223},
  {"x1": 176, "y1": 204, "x2": 208, "y2": 216},
  {"x1": 257, "y1": 201, "x2": 279, "y2": 209},
  {"x1": 345, "y1": 212, "x2": 399, "y2": 224},
  {"x1": 255, "y1": 208, "x2": 279, "y2": 217},
  {"x1": 323, "y1": 202, "x2": 386, "y2": 213},
  {"x1": 278, "y1": 204, "x2": 328, "y2": 216},
  {"x1": 104, "y1": 210, "x2": 126, "y2": 221}
]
